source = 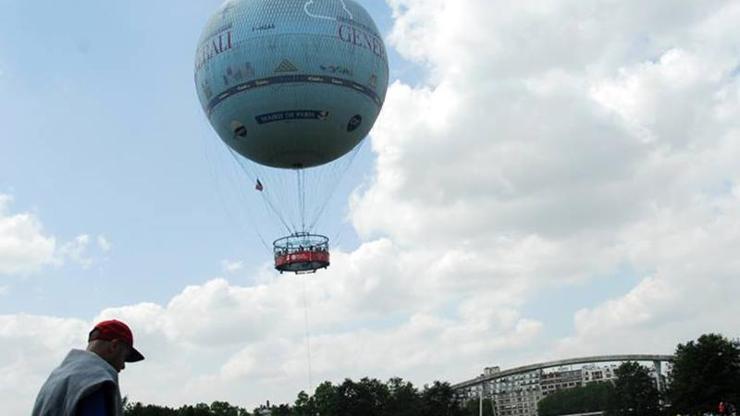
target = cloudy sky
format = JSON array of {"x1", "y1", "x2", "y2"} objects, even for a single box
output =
[{"x1": 2, "y1": 0, "x2": 740, "y2": 414}]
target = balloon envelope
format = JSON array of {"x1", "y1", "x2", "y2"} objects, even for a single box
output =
[{"x1": 195, "y1": 0, "x2": 389, "y2": 169}]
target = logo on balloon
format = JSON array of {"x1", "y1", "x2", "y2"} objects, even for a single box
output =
[
  {"x1": 337, "y1": 23, "x2": 386, "y2": 61},
  {"x1": 256, "y1": 110, "x2": 331, "y2": 125},
  {"x1": 347, "y1": 115, "x2": 363, "y2": 132},
  {"x1": 195, "y1": 29, "x2": 233, "y2": 71}
]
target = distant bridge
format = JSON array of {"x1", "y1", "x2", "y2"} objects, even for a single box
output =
[{"x1": 452, "y1": 354, "x2": 675, "y2": 390}]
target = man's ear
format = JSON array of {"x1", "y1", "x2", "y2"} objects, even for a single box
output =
[{"x1": 109, "y1": 339, "x2": 122, "y2": 353}]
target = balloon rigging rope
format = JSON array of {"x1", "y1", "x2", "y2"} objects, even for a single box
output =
[
  {"x1": 227, "y1": 147, "x2": 293, "y2": 235},
  {"x1": 204, "y1": 134, "x2": 272, "y2": 252},
  {"x1": 307, "y1": 139, "x2": 367, "y2": 234},
  {"x1": 230, "y1": 155, "x2": 272, "y2": 252},
  {"x1": 297, "y1": 169, "x2": 307, "y2": 232}
]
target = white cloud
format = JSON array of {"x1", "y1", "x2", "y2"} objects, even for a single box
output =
[
  {"x1": 58, "y1": 235, "x2": 94, "y2": 270},
  {"x1": 556, "y1": 189, "x2": 740, "y2": 356},
  {"x1": 221, "y1": 259, "x2": 244, "y2": 274},
  {"x1": 0, "y1": 195, "x2": 56, "y2": 276},
  {"x1": 97, "y1": 235, "x2": 112, "y2": 253},
  {"x1": 361, "y1": 0, "x2": 740, "y2": 360},
  {"x1": 0, "y1": 194, "x2": 112, "y2": 276},
  {"x1": 0, "y1": 244, "x2": 545, "y2": 411},
  {"x1": 57, "y1": 234, "x2": 112, "y2": 269}
]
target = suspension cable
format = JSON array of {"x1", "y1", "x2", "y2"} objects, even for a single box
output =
[
  {"x1": 307, "y1": 140, "x2": 366, "y2": 233},
  {"x1": 204, "y1": 133, "x2": 272, "y2": 253},
  {"x1": 301, "y1": 277, "x2": 314, "y2": 394},
  {"x1": 297, "y1": 169, "x2": 307, "y2": 232}
]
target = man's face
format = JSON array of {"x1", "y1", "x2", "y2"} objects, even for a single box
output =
[{"x1": 107, "y1": 339, "x2": 130, "y2": 372}]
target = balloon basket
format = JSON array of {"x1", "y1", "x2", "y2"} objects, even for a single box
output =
[{"x1": 273, "y1": 232, "x2": 330, "y2": 274}]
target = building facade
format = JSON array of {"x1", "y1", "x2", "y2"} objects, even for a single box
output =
[{"x1": 463, "y1": 363, "x2": 639, "y2": 416}]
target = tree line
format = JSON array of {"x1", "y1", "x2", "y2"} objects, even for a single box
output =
[
  {"x1": 125, "y1": 333, "x2": 740, "y2": 416},
  {"x1": 124, "y1": 379, "x2": 469, "y2": 416}
]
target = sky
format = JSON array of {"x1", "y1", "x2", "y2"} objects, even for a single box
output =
[{"x1": 2, "y1": 0, "x2": 740, "y2": 414}]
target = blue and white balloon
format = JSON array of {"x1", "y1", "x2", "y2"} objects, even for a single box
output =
[{"x1": 195, "y1": 0, "x2": 389, "y2": 169}]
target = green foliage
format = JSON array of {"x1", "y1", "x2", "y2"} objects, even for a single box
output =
[
  {"x1": 124, "y1": 401, "x2": 247, "y2": 416},
  {"x1": 123, "y1": 377, "x2": 463, "y2": 416},
  {"x1": 538, "y1": 382, "x2": 613, "y2": 416},
  {"x1": 668, "y1": 333, "x2": 740, "y2": 415},
  {"x1": 292, "y1": 390, "x2": 316, "y2": 416},
  {"x1": 124, "y1": 402, "x2": 179, "y2": 416},
  {"x1": 606, "y1": 362, "x2": 661, "y2": 416},
  {"x1": 335, "y1": 377, "x2": 390, "y2": 416},
  {"x1": 386, "y1": 377, "x2": 422, "y2": 416},
  {"x1": 420, "y1": 381, "x2": 466, "y2": 416},
  {"x1": 209, "y1": 401, "x2": 240, "y2": 416},
  {"x1": 312, "y1": 381, "x2": 338, "y2": 416},
  {"x1": 269, "y1": 404, "x2": 291, "y2": 416}
]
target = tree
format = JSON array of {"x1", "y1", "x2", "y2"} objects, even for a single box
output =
[
  {"x1": 177, "y1": 404, "x2": 213, "y2": 416},
  {"x1": 193, "y1": 403, "x2": 215, "y2": 416},
  {"x1": 123, "y1": 401, "x2": 250, "y2": 416},
  {"x1": 668, "y1": 333, "x2": 740, "y2": 414},
  {"x1": 421, "y1": 381, "x2": 465, "y2": 416},
  {"x1": 606, "y1": 362, "x2": 660, "y2": 416},
  {"x1": 124, "y1": 402, "x2": 145, "y2": 416},
  {"x1": 211, "y1": 401, "x2": 240, "y2": 416},
  {"x1": 537, "y1": 382, "x2": 613, "y2": 416},
  {"x1": 269, "y1": 404, "x2": 291, "y2": 416},
  {"x1": 294, "y1": 390, "x2": 316, "y2": 416},
  {"x1": 313, "y1": 381, "x2": 339, "y2": 416},
  {"x1": 386, "y1": 377, "x2": 422, "y2": 416},
  {"x1": 335, "y1": 377, "x2": 390, "y2": 416}
]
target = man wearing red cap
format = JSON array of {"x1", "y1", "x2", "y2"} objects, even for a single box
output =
[{"x1": 32, "y1": 320, "x2": 145, "y2": 416}]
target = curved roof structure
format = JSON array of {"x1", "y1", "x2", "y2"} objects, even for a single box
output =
[{"x1": 453, "y1": 354, "x2": 674, "y2": 390}]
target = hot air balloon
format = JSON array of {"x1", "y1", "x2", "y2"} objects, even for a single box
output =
[{"x1": 195, "y1": 0, "x2": 389, "y2": 273}]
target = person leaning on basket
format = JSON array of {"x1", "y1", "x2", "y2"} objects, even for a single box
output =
[{"x1": 32, "y1": 319, "x2": 145, "y2": 416}]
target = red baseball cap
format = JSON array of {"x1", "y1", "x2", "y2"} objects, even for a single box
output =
[{"x1": 89, "y1": 319, "x2": 145, "y2": 362}]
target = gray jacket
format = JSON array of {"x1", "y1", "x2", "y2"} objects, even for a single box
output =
[{"x1": 32, "y1": 349, "x2": 122, "y2": 416}]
